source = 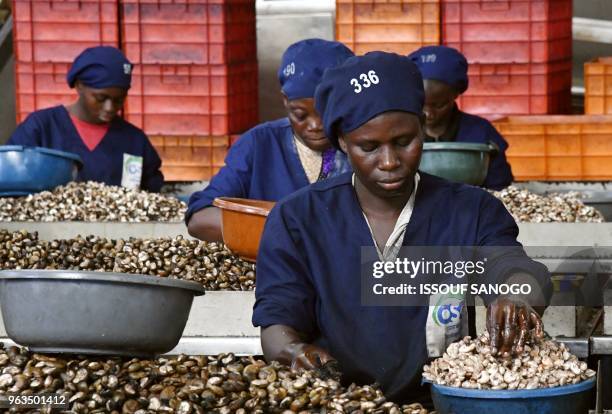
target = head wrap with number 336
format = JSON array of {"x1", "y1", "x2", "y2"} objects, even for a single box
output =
[{"x1": 314, "y1": 51, "x2": 425, "y2": 149}]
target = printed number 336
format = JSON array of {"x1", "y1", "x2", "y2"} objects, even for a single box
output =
[{"x1": 350, "y1": 70, "x2": 380, "y2": 94}]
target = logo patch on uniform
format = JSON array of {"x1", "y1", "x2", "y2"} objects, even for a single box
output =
[
  {"x1": 432, "y1": 294, "x2": 464, "y2": 327},
  {"x1": 124, "y1": 64, "x2": 132, "y2": 75}
]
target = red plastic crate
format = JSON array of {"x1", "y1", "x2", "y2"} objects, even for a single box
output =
[
  {"x1": 149, "y1": 135, "x2": 228, "y2": 181},
  {"x1": 457, "y1": 60, "x2": 572, "y2": 118},
  {"x1": 336, "y1": 0, "x2": 440, "y2": 55},
  {"x1": 13, "y1": 0, "x2": 119, "y2": 63},
  {"x1": 124, "y1": 62, "x2": 259, "y2": 136},
  {"x1": 120, "y1": 0, "x2": 256, "y2": 65},
  {"x1": 15, "y1": 61, "x2": 77, "y2": 122},
  {"x1": 442, "y1": 0, "x2": 572, "y2": 64}
]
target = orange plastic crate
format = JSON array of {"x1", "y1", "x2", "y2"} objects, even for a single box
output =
[
  {"x1": 149, "y1": 135, "x2": 229, "y2": 181},
  {"x1": 493, "y1": 115, "x2": 612, "y2": 181},
  {"x1": 335, "y1": 0, "x2": 440, "y2": 55},
  {"x1": 15, "y1": 61, "x2": 77, "y2": 122},
  {"x1": 584, "y1": 57, "x2": 612, "y2": 115},
  {"x1": 124, "y1": 62, "x2": 259, "y2": 136},
  {"x1": 13, "y1": 0, "x2": 119, "y2": 63}
]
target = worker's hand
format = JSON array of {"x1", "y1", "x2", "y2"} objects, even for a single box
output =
[
  {"x1": 287, "y1": 343, "x2": 335, "y2": 371},
  {"x1": 487, "y1": 296, "x2": 544, "y2": 357}
]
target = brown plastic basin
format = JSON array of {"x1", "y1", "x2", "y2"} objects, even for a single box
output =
[{"x1": 212, "y1": 197, "x2": 275, "y2": 262}]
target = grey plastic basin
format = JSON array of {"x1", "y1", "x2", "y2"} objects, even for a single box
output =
[
  {"x1": 420, "y1": 142, "x2": 497, "y2": 186},
  {"x1": 0, "y1": 270, "x2": 205, "y2": 357}
]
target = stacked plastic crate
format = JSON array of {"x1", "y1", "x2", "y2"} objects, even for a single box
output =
[
  {"x1": 490, "y1": 57, "x2": 612, "y2": 181},
  {"x1": 440, "y1": 0, "x2": 592, "y2": 181},
  {"x1": 120, "y1": 0, "x2": 258, "y2": 181},
  {"x1": 335, "y1": 0, "x2": 440, "y2": 56},
  {"x1": 442, "y1": 0, "x2": 573, "y2": 119},
  {"x1": 12, "y1": 0, "x2": 120, "y2": 122}
]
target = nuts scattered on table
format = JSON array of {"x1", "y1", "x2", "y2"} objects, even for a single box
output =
[
  {"x1": 492, "y1": 186, "x2": 604, "y2": 223},
  {"x1": 0, "y1": 182, "x2": 186, "y2": 222},
  {"x1": 0, "y1": 344, "x2": 431, "y2": 413}
]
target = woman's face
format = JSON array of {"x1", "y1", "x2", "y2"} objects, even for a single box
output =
[
  {"x1": 339, "y1": 111, "x2": 423, "y2": 199},
  {"x1": 423, "y1": 79, "x2": 458, "y2": 129},
  {"x1": 75, "y1": 81, "x2": 128, "y2": 124},
  {"x1": 283, "y1": 96, "x2": 331, "y2": 152}
]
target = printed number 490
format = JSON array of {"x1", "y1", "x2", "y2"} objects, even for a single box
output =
[{"x1": 350, "y1": 70, "x2": 380, "y2": 94}]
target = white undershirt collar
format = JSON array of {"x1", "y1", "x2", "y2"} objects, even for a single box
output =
[{"x1": 352, "y1": 173, "x2": 420, "y2": 261}]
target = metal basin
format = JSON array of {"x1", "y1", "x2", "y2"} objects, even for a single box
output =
[
  {"x1": 0, "y1": 146, "x2": 82, "y2": 196},
  {"x1": 0, "y1": 270, "x2": 205, "y2": 357},
  {"x1": 420, "y1": 142, "x2": 497, "y2": 186}
]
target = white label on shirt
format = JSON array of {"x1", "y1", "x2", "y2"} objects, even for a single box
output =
[
  {"x1": 121, "y1": 154, "x2": 143, "y2": 190},
  {"x1": 426, "y1": 293, "x2": 469, "y2": 358}
]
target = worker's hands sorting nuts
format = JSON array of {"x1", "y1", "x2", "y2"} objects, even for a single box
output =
[
  {"x1": 487, "y1": 296, "x2": 544, "y2": 357},
  {"x1": 287, "y1": 343, "x2": 336, "y2": 371}
]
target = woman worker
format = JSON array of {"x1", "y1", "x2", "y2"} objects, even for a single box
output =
[
  {"x1": 252, "y1": 52, "x2": 552, "y2": 404},
  {"x1": 186, "y1": 39, "x2": 354, "y2": 242},
  {"x1": 408, "y1": 46, "x2": 513, "y2": 190},
  {"x1": 8, "y1": 46, "x2": 163, "y2": 192}
]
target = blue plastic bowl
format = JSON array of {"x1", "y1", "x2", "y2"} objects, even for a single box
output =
[
  {"x1": 429, "y1": 377, "x2": 595, "y2": 414},
  {"x1": 0, "y1": 146, "x2": 83, "y2": 197}
]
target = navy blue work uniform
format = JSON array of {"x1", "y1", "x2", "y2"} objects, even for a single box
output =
[
  {"x1": 185, "y1": 118, "x2": 351, "y2": 221},
  {"x1": 8, "y1": 105, "x2": 163, "y2": 192},
  {"x1": 253, "y1": 172, "x2": 550, "y2": 403}
]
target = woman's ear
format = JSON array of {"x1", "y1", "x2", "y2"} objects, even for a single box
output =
[{"x1": 338, "y1": 135, "x2": 348, "y2": 153}]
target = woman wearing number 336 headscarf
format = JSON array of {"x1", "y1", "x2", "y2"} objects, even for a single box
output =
[{"x1": 252, "y1": 52, "x2": 552, "y2": 406}]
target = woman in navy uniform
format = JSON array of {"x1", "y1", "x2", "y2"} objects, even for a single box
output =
[
  {"x1": 8, "y1": 46, "x2": 163, "y2": 192},
  {"x1": 186, "y1": 39, "x2": 354, "y2": 241},
  {"x1": 409, "y1": 46, "x2": 513, "y2": 190},
  {"x1": 253, "y1": 52, "x2": 551, "y2": 405}
]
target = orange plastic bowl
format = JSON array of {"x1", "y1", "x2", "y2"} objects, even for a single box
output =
[{"x1": 212, "y1": 197, "x2": 275, "y2": 262}]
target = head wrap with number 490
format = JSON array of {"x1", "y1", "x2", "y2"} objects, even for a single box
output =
[{"x1": 278, "y1": 39, "x2": 354, "y2": 101}]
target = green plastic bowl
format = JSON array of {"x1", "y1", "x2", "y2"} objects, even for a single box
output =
[{"x1": 420, "y1": 142, "x2": 497, "y2": 186}]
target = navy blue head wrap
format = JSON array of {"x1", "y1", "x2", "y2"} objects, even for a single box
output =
[
  {"x1": 408, "y1": 45, "x2": 469, "y2": 94},
  {"x1": 315, "y1": 51, "x2": 424, "y2": 149},
  {"x1": 67, "y1": 46, "x2": 133, "y2": 90},
  {"x1": 278, "y1": 39, "x2": 354, "y2": 100}
]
